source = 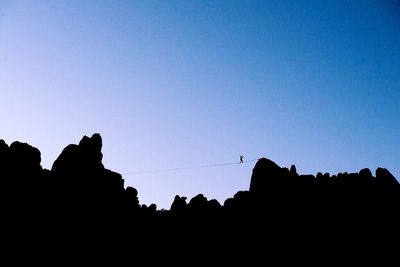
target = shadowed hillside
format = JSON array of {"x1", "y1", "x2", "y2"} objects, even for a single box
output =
[{"x1": 1, "y1": 134, "x2": 399, "y2": 261}]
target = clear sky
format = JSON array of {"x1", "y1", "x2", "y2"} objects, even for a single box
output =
[{"x1": 1, "y1": 0, "x2": 399, "y2": 209}]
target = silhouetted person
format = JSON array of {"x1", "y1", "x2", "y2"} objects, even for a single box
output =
[{"x1": 240, "y1": 155, "x2": 244, "y2": 163}]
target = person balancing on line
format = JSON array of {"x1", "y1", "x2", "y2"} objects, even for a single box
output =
[{"x1": 240, "y1": 155, "x2": 244, "y2": 163}]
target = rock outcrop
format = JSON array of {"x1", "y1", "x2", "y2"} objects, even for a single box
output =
[{"x1": 0, "y1": 134, "x2": 398, "y2": 261}]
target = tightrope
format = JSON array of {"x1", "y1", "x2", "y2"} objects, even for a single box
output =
[{"x1": 121, "y1": 158, "x2": 260, "y2": 175}]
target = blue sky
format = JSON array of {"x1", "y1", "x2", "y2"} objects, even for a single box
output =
[{"x1": 1, "y1": 0, "x2": 399, "y2": 209}]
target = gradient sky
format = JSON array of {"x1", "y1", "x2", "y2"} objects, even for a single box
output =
[{"x1": 1, "y1": 0, "x2": 399, "y2": 209}]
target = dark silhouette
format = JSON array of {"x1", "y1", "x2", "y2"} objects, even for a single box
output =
[{"x1": 0, "y1": 133, "x2": 398, "y2": 261}]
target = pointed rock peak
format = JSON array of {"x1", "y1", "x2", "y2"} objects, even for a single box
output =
[
  {"x1": 170, "y1": 195, "x2": 188, "y2": 211},
  {"x1": 290, "y1": 164, "x2": 298, "y2": 176},
  {"x1": 173, "y1": 195, "x2": 187, "y2": 202},
  {"x1": 52, "y1": 133, "x2": 104, "y2": 173},
  {"x1": 376, "y1": 168, "x2": 399, "y2": 186},
  {"x1": 79, "y1": 135, "x2": 90, "y2": 146},
  {"x1": 79, "y1": 133, "x2": 102, "y2": 152},
  {"x1": 91, "y1": 133, "x2": 102, "y2": 150}
]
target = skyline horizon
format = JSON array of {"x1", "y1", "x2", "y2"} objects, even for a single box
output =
[
  {"x1": 1, "y1": 132, "x2": 398, "y2": 209},
  {"x1": 1, "y1": 1, "x2": 399, "y2": 209}
]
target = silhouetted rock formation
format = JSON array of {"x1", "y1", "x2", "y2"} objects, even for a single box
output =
[
  {"x1": 170, "y1": 195, "x2": 187, "y2": 212},
  {"x1": 0, "y1": 134, "x2": 399, "y2": 260},
  {"x1": 49, "y1": 134, "x2": 126, "y2": 220}
]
